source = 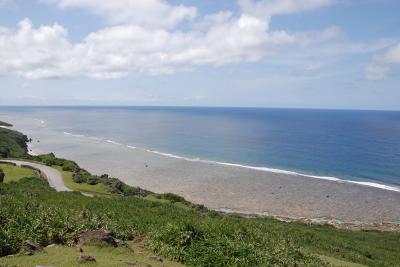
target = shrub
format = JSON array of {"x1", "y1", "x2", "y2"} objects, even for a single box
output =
[
  {"x1": 0, "y1": 147, "x2": 10, "y2": 158},
  {"x1": 62, "y1": 160, "x2": 79, "y2": 172},
  {"x1": 157, "y1": 193, "x2": 186, "y2": 203},
  {"x1": 73, "y1": 175, "x2": 86, "y2": 184},
  {"x1": 0, "y1": 168, "x2": 4, "y2": 183},
  {"x1": 87, "y1": 176, "x2": 99, "y2": 185}
]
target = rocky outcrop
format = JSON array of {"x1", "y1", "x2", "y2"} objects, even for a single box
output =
[
  {"x1": 78, "y1": 229, "x2": 127, "y2": 248},
  {"x1": 20, "y1": 240, "x2": 43, "y2": 256}
]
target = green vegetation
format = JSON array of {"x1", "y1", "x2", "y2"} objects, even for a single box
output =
[
  {"x1": 0, "y1": 163, "x2": 36, "y2": 183},
  {"x1": 0, "y1": 128, "x2": 28, "y2": 158},
  {"x1": 1, "y1": 178, "x2": 400, "y2": 267},
  {"x1": 29, "y1": 153, "x2": 151, "y2": 196},
  {"x1": 54, "y1": 165, "x2": 112, "y2": 196},
  {"x1": 0, "y1": 243, "x2": 184, "y2": 267},
  {"x1": 29, "y1": 153, "x2": 79, "y2": 171},
  {"x1": 317, "y1": 255, "x2": 368, "y2": 267}
]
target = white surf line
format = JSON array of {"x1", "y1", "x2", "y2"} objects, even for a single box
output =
[{"x1": 61, "y1": 131, "x2": 400, "y2": 193}]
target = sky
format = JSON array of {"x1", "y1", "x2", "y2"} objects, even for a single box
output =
[{"x1": 0, "y1": 0, "x2": 399, "y2": 109}]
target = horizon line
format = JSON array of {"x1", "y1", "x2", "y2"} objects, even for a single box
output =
[{"x1": 0, "y1": 105, "x2": 399, "y2": 112}]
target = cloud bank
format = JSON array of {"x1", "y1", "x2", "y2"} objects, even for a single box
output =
[{"x1": 0, "y1": 0, "x2": 391, "y2": 80}]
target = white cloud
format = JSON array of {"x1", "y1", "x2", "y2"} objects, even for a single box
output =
[
  {"x1": 238, "y1": 0, "x2": 335, "y2": 21},
  {"x1": 366, "y1": 43, "x2": 400, "y2": 80},
  {"x1": 48, "y1": 0, "x2": 197, "y2": 29},
  {"x1": 0, "y1": 0, "x2": 363, "y2": 80},
  {"x1": 0, "y1": 14, "x2": 316, "y2": 79},
  {"x1": 0, "y1": 19, "x2": 74, "y2": 79}
]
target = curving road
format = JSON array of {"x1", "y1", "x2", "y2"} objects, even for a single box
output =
[{"x1": 1, "y1": 159, "x2": 72, "y2": 192}]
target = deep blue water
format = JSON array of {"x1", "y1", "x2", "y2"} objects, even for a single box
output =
[{"x1": 2, "y1": 106, "x2": 400, "y2": 186}]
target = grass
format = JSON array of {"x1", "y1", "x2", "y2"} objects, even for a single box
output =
[
  {"x1": 1, "y1": 178, "x2": 400, "y2": 267},
  {"x1": 0, "y1": 164, "x2": 36, "y2": 183},
  {"x1": 144, "y1": 194, "x2": 192, "y2": 210},
  {"x1": 53, "y1": 166, "x2": 112, "y2": 196},
  {"x1": 317, "y1": 254, "x2": 368, "y2": 267},
  {"x1": 0, "y1": 243, "x2": 185, "y2": 267}
]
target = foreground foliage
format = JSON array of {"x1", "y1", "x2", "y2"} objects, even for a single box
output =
[
  {"x1": 1, "y1": 179, "x2": 400, "y2": 266},
  {"x1": 0, "y1": 243, "x2": 184, "y2": 267}
]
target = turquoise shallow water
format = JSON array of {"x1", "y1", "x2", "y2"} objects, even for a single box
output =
[{"x1": 1, "y1": 106, "x2": 400, "y2": 186}]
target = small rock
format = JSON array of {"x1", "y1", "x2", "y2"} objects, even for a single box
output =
[
  {"x1": 149, "y1": 255, "x2": 163, "y2": 262},
  {"x1": 20, "y1": 240, "x2": 43, "y2": 255},
  {"x1": 78, "y1": 254, "x2": 96, "y2": 262},
  {"x1": 115, "y1": 239, "x2": 130, "y2": 249},
  {"x1": 46, "y1": 244, "x2": 60, "y2": 248},
  {"x1": 78, "y1": 229, "x2": 118, "y2": 247}
]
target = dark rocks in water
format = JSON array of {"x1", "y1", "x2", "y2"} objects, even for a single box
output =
[{"x1": 20, "y1": 240, "x2": 43, "y2": 255}]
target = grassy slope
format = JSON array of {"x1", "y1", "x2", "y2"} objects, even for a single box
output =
[
  {"x1": 1, "y1": 178, "x2": 400, "y2": 267},
  {"x1": 0, "y1": 164, "x2": 36, "y2": 183},
  {"x1": 53, "y1": 165, "x2": 112, "y2": 196},
  {"x1": 0, "y1": 243, "x2": 184, "y2": 267},
  {"x1": 0, "y1": 128, "x2": 28, "y2": 158}
]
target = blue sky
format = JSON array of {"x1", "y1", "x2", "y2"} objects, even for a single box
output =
[{"x1": 0, "y1": 0, "x2": 399, "y2": 109}]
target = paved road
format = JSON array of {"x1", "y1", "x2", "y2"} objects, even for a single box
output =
[{"x1": 1, "y1": 159, "x2": 72, "y2": 192}]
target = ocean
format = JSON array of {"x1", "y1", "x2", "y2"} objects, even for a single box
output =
[{"x1": 1, "y1": 106, "x2": 400, "y2": 188}]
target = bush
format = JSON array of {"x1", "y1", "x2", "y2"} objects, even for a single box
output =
[
  {"x1": 62, "y1": 160, "x2": 79, "y2": 172},
  {"x1": 87, "y1": 176, "x2": 99, "y2": 185},
  {"x1": 157, "y1": 193, "x2": 186, "y2": 203},
  {"x1": 73, "y1": 175, "x2": 86, "y2": 184},
  {"x1": 0, "y1": 147, "x2": 10, "y2": 158},
  {"x1": 0, "y1": 168, "x2": 4, "y2": 183}
]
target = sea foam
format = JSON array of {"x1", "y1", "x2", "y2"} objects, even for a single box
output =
[{"x1": 61, "y1": 131, "x2": 400, "y2": 193}]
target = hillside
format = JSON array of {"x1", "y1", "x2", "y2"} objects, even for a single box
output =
[
  {"x1": 0, "y1": 127, "x2": 29, "y2": 158},
  {"x1": 0, "y1": 124, "x2": 399, "y2": 266}
]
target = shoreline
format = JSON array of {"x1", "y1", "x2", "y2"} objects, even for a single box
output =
[
  {"x1": 62, "y1": 132, "x2": 400, "y2": 193},
  {"x1": 23, "y1": 145, "x2": 400, "y2": 230},
  {"x1": 23, "y1": 128, "x2": 400, "y2": 226},
  {"x1": 2, "y1": 113, "x2": 399, "y2": 226}
]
